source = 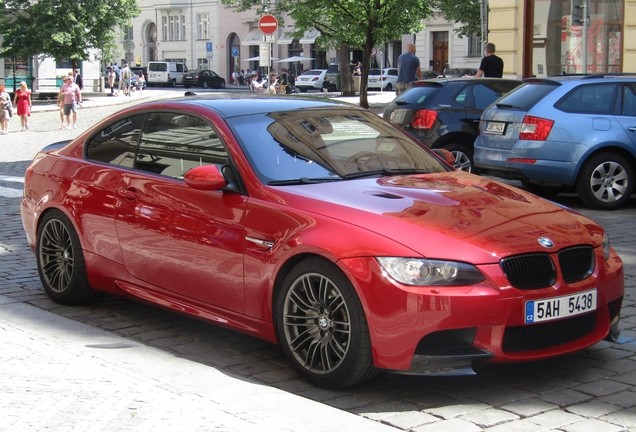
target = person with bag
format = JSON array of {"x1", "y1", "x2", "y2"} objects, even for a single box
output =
[
  {"x1": 0, "y1": 86, "x2": 11, "y2": 134},
  {"x1": 13, "y1": 81, "x2": 32, "y2": 131},
  {"x1": 279, "y1": 69, "x2": 288, "y2": 95}
]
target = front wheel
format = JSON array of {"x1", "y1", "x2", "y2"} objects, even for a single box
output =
[
  {"x1": 442, "y1": 143, "x2": 474, "y2": 173},
  {"x1": 275, "y1": 257, "x2": 376, "y2": 388},
  {"x1": 36, "y1": 210, "x2": 98, "y2": 305},
  {"x1": 576, "y1": 152, "x2": 634, "y2": 210}
]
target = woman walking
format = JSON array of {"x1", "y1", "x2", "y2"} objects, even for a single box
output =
[
  {"x1": 13, "y1": 81, "x2": 32, "y2": 131},
  {"x1": 0, "y1": 86, "x2": 11, "y2": 134}
]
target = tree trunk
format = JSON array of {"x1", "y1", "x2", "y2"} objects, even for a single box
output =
[
  {"x1": 358, "y1": 41, "x2": 375, "y2": 109},
  {"x1": 339, "y1": 42, "x2": 355, "y2": 96}
]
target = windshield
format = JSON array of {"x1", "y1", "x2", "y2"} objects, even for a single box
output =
[{"x1": 226, "y1": 107, "x2": 448, "y2": 185}]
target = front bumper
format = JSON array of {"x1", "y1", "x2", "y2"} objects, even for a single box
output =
[{"x1": 338, "y1": 247, "x2": 624, "y2": 374}]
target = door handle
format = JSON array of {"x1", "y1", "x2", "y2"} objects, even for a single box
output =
[
  {"x1": 628, "y1": 127, "x2": 636, "y2": 131},
  {"x1": 117, "y1": 188, "x2": 140, "y2": 200}
]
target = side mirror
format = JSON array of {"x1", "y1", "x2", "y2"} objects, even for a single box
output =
[
  {"x1": 184, "y1": 165, "x2": 227, "y2": 191},
  {"x1": 432, "y1": 148, "x2": 456, "y2": 167}
]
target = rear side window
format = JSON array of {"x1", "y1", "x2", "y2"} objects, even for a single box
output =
[
  {"x1": 556, "y1": 84, "x2": 616, "y2": 114},
  {"x1": 621, "y1": 84, "x2": 636, "y2": 117},
  {"x1": 86, "y1": 115, "x2": 146, "y2": 167},
  {"x1": 471, "y1": 82, "x2": 520, "y2": 109},
  {"x1": 496, "y1": 83, "x2": 558, "y2": 111}
]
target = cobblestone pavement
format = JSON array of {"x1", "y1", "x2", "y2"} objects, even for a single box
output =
[{"x1": 1, "y1": 89, "x2": 635, "y2": 431}]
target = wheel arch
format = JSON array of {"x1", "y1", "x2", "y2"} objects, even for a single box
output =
[
  {"x1": 574, "y1": 144, "x2": 636, "y2": 185},
  {"x1": 430, "y1": 132, "x2": 476, "y2": 151}
]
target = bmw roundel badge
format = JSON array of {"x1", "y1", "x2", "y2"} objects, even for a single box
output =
[{"x1": 538, "y1": 237, "x2": 554, "y2": 248}]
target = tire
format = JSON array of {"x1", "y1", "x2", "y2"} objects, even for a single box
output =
[
  {"x1": 220, "y1": 81, "x2": 225, "y2": 89},
  {"x1": 202, "y1": 80, "x2": 208, "y2": 89},
  {"x1": 521, "y1": 180, "x2": 566, "y2": 197},
  {"x1": 275, "y1": 257, "x2": 376, "y2": 388},
  {"x1": 36, "y1": 210, "x2": 98, "y2": 305},
  {"x1": 442, "y1": 143, "x2": 474, "y2": 173},
  {"x1": 576, "y1": 152, "x2": 634, "y2": 210},
  {"x1": 385, "y1": 83, "x2": 392, "y2": 91},
  {"x1": 170, "y1": 79, "x2": 176, "y2": 87}
]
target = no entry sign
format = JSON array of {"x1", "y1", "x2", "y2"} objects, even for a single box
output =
[{"x1": 258, "y1": 14, "x2": 278, "y2": 35}]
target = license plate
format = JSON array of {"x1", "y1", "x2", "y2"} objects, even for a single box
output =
[
  {"x1": 485, "y1": 121, "x2": 506, "y2": 134},
  {"x1": 525, "y1": 289, "x2": 596, "y2": 324}
]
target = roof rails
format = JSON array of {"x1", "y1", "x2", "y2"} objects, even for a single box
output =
[{"x1": 579, "y1": 73, "x2": 636, "y2": 79}]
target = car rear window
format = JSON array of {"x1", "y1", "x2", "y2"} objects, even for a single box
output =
[
  {"x1": 149, "y1": 63, "x2": 168, "y2": 72},
  {"x1": 397, "y1": 85, "x2": 441, "y2": 104},
  {"x1": 369, "y1": 69, "x2": 381, "y2": 76},
  {"x1": 495, "y1": 82, "x2": 559, "y2": 110},
  {"x1": 304, "y1": 70, "x2": 323, "y2": 76}
]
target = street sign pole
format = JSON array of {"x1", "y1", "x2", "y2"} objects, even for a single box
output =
[{"x1": 258, "y1": 15, "x2": 278, "y2": 93}]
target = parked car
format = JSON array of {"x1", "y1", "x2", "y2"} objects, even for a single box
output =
[
  {"x1": 147, "y1": 60, "x2": 188, "y2": 87},
  {"x1": 474, "y1": 74, "x2": 636, "y2": 210},
  {"x1": 130, "y1": 67, "x2": 148, "y2": 83},
  {"x1": 181, "y1": 69, "x2": 226, "y2": 89},
  {"x1": 439, "y1": 67, "x2": 478, "y2": 78},
  {"x1": 324, "y1": 63, "x2": 356, "y2": 91},
  {"x1": 383, "y1": 77, "x2": 521, "y2": 172},
  {"x1": 295, "y1": 69, "x2": 327, "y2": 92},
  {"x1": 367, "y1": 68, "x2": 398, "y2": 91},
  {"x1": 21, "y1": 95, "x2": 623, "y2": 389}
]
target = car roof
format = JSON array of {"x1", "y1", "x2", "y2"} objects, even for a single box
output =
[
  {"x1": 129, "y1": 95, "x2": 354, "y2": 119},
  {"x1": 523, "y1": 73, "x2": 636, "y2": 85},
  {"x1": 414, "y1": 77, "x2": 521, "y2": 87}
]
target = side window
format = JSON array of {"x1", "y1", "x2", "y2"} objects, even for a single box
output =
[
  {"x1": 473, "y1": 84, "x2": 505, "y2": 110},
  {"x1": 176, "y1": 64, "x2": 184, "y2": 73},
  {"x1": 557, "y1": 84, "x2": 616, "y2": 114},
  {"x1": 137, "y1": 112, "x2": 228, "y2": 178},
  {"x1": 85, "y1": 114, "x2": 146, "y2": 167},
  {"x1": 621, "y1": 84, "x2": 636, "y2": 117},
  {"x1": 454, "y1": 85, "x2": 472, "y2": 107}
]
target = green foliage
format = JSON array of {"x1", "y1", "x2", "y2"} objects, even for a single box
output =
[
  {"x1": 433, "y1": 0, "x2": 482, "y2": 38},
  {"x1": 223, "y1": 0, "x2": 431, "y2": 103},
  {"x1": 0, "y1": 0, "x2": 140, "y2": 61}
]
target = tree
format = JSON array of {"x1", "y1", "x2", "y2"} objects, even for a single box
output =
[
  {"x1": 225, "y1": 0, "x2": 432, "y2": 108},
  {"x1": 433, "y1": 0, "x2": 482, "y2": 38},
  {"x1": 0, "y1": 0, "x2": 140, "y2": 63}
]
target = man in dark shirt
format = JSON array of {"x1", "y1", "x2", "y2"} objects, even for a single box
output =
[{"x1": 474, "y1": 43, "x2": 504, "y2": 78}]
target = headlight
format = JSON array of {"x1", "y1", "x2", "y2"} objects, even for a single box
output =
[
  {"x1": 602, "y1": 233, "x2": 611, "y2": 261},
  {"x1": 376, "y1": 257, "x2": 485, "y2": 286}
]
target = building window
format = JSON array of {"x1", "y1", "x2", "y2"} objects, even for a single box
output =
[
  {"x1": 123, "y1": 26, "x2": 133, "y2": 42},
  {"x1": 198, "y1": 58, "x2": 209, "y2": 69},
  {"x1": 468, "y1": 36, "x2": 482, "y2": 57},
  {"x1": 181, "y1": 15, "x2": 186, "y2": 40},
  {"x1": 197, "y1": 14, "x2": 209, "y2": 39},
  {"x1": 162, "y1": 16, "x2": 168, "y2": 41}
]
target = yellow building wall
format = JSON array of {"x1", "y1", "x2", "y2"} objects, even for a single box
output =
[{"x1": 488, "y1": 0, "x2": 635, "y2": 76}]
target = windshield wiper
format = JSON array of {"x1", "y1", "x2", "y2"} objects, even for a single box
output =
[
  {"x1": 495, "y1": 103, "x2": 522, "y2": 109},
  {"x1": 343, "y1": 169, "x2": 430, "y2": 180},
  {"x1": 268, "y1": 177, "x2": 343, "y2": 186}
]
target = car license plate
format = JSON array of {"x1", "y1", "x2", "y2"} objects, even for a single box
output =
[
  {"x1": 485, "y1": 121, "x2": 506, "y2": 134},
  {"x1": 525, "y1": 289, "x2": 596, "y2": 324}
]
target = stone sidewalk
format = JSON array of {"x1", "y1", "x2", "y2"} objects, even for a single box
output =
[{"x1": 1, "y1": 88, "x2": 635, "y2": 431}]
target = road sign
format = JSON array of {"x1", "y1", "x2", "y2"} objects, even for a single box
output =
[
  {"x1": 259, "y1": 43, "x2": 270, "y2": 65},
  {"x1": 371, "y1": 47, "x2": 378, "y2": 57},
  {"x1": 125, "y1": 40, "x2": 135, "y2": 52},
  {"x1": 258, "y1": 14, "x2": 278, "y2": 35},
  {"x1": 262, "y1": 34, "x2": 275, "y2": 43}
]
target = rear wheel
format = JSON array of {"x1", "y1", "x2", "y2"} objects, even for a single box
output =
[
  {"x1": 576, "y1": 152, "x2": 634, "y2": 210},
  {"x1": 202, "y1": 80, "x2": 208, "y2": 89},
  {"x1": 275, "y1": 257, "x2": 376, "y2": 388},
  {"x1": 36, "y1": 210, "x2": 98, "y2": 305},
  {"x1": 384, "y1": 83, "x2": 392, "y2": 91},
  {"x1": 170, "y1": 79, "x2": 176, "y2": 87},
  {"x1": 443, "y1": 143, "x2": 474, "y2": 173}
]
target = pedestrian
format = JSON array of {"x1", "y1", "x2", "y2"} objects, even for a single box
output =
[
  {"x1": 120, "y1": 63, "x2": 132, "y2": 96},
  {"x1": 354, "y1": 62, "x2": 362, "y2": 76},
  {"x1": 0, "y1": 85, "x2": 11, "y2": 134},
  {"x1": 279, "y1": 69, "x2": 288, "y2": 94},
  {"x1": 136, "y1": 70, "x2": 145, "y2": 95},
  {"x1": 57, "y1": 90, "x2": 66, "y2": 129},
  {"x1": 13, "y1": 81, "x2": 31, "y2": 132},
  {"x1": 322, "y1": 76, "x2": 330, "y2": 95},
  {"x1": 396, "y1": 43, "x2": 422, "y2": 96},
  {"x1": 73, "y1": 68, "x2": 84, "y2": 90},
  {"x1": 473, "y1": 43, "x2": 504, "y2": 78},
  {"x1": 108, "y1": 67, "x2": 116, "y2": 96},
  {"x1": 58, "y1": 74, "x2": 82, "y2": 129}
]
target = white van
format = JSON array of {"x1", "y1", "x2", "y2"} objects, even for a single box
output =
[{"x1": 147, "y1": 61, "x2": 188, "y2": 87}]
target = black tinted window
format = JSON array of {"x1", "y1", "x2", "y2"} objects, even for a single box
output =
[
  {"x1": 397, "y1": 85, "x2": 442, "y2": 104},
  {"x1": 85, "y1": 115, "x2": 146, "y2": 167},
  {"x1": 137, "y1": 113, "x2": 228, "y2": 178},
  {"x1": 496, "y1": 83, "x2": 558, "y2": 110},
  {"x1": 472, "y1": 83, "x2": 519, "y2": 110},
  {"x1": 557, "y1": 84, "x2": 616, "y2": 114}
]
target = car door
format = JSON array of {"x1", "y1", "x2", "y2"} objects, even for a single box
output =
[
  {"x1": 113, "y1": 111, "x2": 248, "y2": 312},
  {"x1": 616, "y1": 82, "x2": 636, "y2": 148}
]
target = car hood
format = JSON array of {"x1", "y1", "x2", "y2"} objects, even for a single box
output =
[{"x1": 268, "y1": 171, "x2": 601, "y2": 263}]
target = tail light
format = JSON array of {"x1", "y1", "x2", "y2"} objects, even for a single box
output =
[
  {"x1": 412, "y1": 110, "x2": 437, "y2": 130},
  {"x1": 520, "y1": 116, "x2": 554, "y2": 141},
  {"x1": 312, "y1": 77, "x2": 319, "y2": 82}
]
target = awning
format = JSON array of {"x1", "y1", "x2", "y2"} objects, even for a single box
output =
[
  {"x1": 241, "y1": 29, "x2": 264, "y2": 46},
  {"x1": 277, "y1": 31, "x2": 295, "y2": 45},
  {"x1": 299, "y1": 29, "x2": 320, "y2": 44}
]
